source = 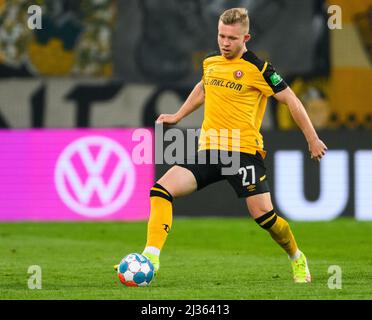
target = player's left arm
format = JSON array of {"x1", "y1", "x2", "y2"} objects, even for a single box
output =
[{"x1": 274, "y1": 87, "x2": 328, "y2": 162}]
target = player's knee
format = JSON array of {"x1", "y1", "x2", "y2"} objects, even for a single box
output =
[
  {"x1": 248, "y1": 203, "x2": 273, "y2": 219},
  {"x1": 157, "y1": 166, "x2": 197, "y2": 198},
  {"x1": 150, "y1": 183, "x2": 173, "y2": 203},
  {"x1": 246, "y1": 192, "x2": 273, "y2": 218}
]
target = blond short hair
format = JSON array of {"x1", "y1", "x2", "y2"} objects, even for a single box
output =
[{"x1": 219, "y1": 8, "x2": 249, "y2": 34}]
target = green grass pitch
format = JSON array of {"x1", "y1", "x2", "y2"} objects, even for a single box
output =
[{"x1": 1, "y1": 217, "x2": 371, "y2": 300}]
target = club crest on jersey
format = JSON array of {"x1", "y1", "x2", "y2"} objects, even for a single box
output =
[{"x1": 233, "y1": 70, "x2": 244, "y2": 80}]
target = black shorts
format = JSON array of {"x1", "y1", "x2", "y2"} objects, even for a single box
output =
[{"x1": 177, "y1": 150, "x2": 270, "y2": 198}]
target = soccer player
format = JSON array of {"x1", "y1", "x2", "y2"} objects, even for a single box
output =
[{"x1": 141, "y1": 8, "x2": 327, "y2": 283}]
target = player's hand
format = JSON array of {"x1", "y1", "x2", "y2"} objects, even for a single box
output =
[
  {"x1": 156, "y1": 114, "x2": 180, "y2": 125},
  {"x1": 308, "y1": 138, "x2": 328, "y2": 162}
]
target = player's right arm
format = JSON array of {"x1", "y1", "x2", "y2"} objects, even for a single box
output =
[{"x1": 156, "y1": 80, "x2": 204, "y2": 125}]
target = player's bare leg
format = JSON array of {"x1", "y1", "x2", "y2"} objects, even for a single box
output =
[
  {"x1": 246, "y1": 192, "x2": 311, "y2": 283},
  {"x1": 141, "y1": 165, "x2": 197, "y2": 273},
  {"x1": 157, "y1": 165, "x2": 198, "y2": 198}
]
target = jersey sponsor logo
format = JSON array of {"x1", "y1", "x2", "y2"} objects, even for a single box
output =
[
  {"x1": 204, "y1": 77, "x2": 242, "y2": 91},
  {"x1": 269, "y1": 72, "x2": 283, "y2": 86},
  {"x1": 55, "y1": 136, "x2": 135, "y2": 217},
  {"x1": 233, "y1": 70, "x2": 244, "y2": 80}
]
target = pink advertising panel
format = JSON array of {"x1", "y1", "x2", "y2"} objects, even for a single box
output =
[{"x1": 0, "y1": 129, "x2": 154, "y2": 221}]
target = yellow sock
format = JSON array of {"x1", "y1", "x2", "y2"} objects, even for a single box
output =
[
  {"x1": 145, "y1": 183, "x2": 173, "y2": 251},
  {"x1": 255, "y1": 210, "x2": 299, "y2": 258}
]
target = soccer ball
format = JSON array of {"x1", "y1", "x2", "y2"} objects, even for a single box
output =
[{"x1": 117, "y1": 253, "x2": 155, "y2": 287}]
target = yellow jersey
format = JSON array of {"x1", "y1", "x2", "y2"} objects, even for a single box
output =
[{"x1": 199, "y1": 50, "x2": 287, "y2": 158}]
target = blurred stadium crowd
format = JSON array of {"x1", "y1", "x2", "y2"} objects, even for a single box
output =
[{"x1": 0, "y1": 0, "x2": 371, "y2": 130}]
